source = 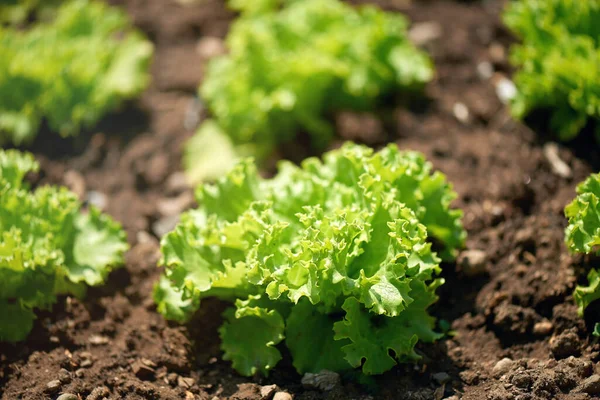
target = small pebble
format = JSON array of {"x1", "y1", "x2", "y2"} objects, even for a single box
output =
[
  {"x1": 452, "y1": 102, "x2": 471, "y2": 125},
  {"x1": 493, "y1": 358, "x2": 514, "y2": 378},
  {"x1": 273, "y1": 392, "x2": 293, "y2": 400},
  {"x1": 489, "y1": 42, "x2": 506, "y2": 64},
  {"x1": 58, "y1": 368, "x2": 72, "y2": 383},
  {"x1": 80, "y1": 359, "x2": 93, "y2": 368},
  {"x1": 86, "y1": 191, "x2": 108, "y2": 210},
  {"x1": 409, "y1": 21, "x2": 443, "y2": 46},
  {"x1": 533, "y1": 320, "x2": 553, "y2": 336},
  {"x1": 88, "y1": 334, "x2": 110, "y2": 345},
  {"x1": 301, "y1": 370, "x2": 340, "y2": 391},
  {"x1": 543, "y1": 143, "x2": 572, "y2": 178},
  {"x1": 260, "y1": 384, "x2": 278, "y2": 399},
  {"x1": 75, "y1": 368, "x2": 86, "y2": 377},
  {"x1": 433, "y1": 372, "x2": 451, "y2": 385},
  {"x1": 457, "y1": 250, "x2": 487, "y2": 277},
  {"x1": 196, "y1": 36, "x2": 226, "y2": 59},
  {"x1": 152, "y1": 215, "x2": 181, "y2": 237},
  {"x1": 57, "y1": 394, "x2": 79, "y2": 400},
  {"x1": 45, "y1": 380, "x2": 62, "y2": 393},
  {"x1": 476, "y1": 61, "x2": 494, "y2": 80},
  {"x1": 178, "y1": 376, "x2": 195, "y2": 389},
  {"x1": 494, "y1": 76, "x2": 517, "y2": 104}
]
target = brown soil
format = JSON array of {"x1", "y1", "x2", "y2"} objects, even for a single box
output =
[{"x1": 2, "y1": 0, "x2": 600, "y2": 399}]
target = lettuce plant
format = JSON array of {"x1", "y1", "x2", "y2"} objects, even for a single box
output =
[
  {"x1": 566, "y1": 172, "x2": 600, "y2": 334},
  {"x1": 0, "y1": 0, "x2": 62, "y2": 26},
  {"x1": 156, "y1": 143, "x2": 465, "y2": 376},
  {"x1": 0, "y1": 150, "x2": 128, "y2": 342},
  {"x1": 185, "y1": 0, "x2": 433, "y2": 183},
  {"x1": 0, "y1": 0, "x2": 153, "y2": 145},
  {"x1": 503, "y1": 0, "x2": 600, "y2": 141}
]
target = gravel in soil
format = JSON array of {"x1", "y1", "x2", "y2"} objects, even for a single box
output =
[{"x1": 2, "y1": 0, "x2": 600, "y2": 399}]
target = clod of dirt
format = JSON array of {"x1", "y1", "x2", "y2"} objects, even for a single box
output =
[
  {"x1": 273, "y1": 392, "x2": 293, "y2": 400},
  {"x1": 87, "y1": 386, "x2": 110, "y2": 400},
  {"x1": 493, "y1": 302, "x2": 539, "y2": 335},
  {"x1": 57, "y1": 394, "x2": 79, "y2": 400},
  {"x1": 574, "y1": 375, "x2": 600, "y2": 395},
  {"x1": 457, "y1": 249, "x2": 487, "y2": 276},
  {"x1": 45, "y1": 379, "x2": 62, "y2": 394},
  {"x1": 301, "y1": 370, "x2": 340, "y2": 391},
  {"x1": 510, "y1": 370, "x2": 533, "y2": 390},
  {"x1": 132, "y1": 360, "x2": 156, "y2": 380},
  {"x1": 493, "y1": 358, "x2": 514, "y2": 378},
  {"x1": 550, "y1": 330, "x2": 581, "y2": 359}
]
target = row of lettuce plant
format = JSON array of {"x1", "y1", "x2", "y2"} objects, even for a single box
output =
[{"x1": 2, "y1": 0, "x2": 600, "y2": 381}]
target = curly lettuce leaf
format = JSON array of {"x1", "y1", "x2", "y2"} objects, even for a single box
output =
[
  {"x1": 566, "y1": 172, "x2": 600, "y2": 330},
  {"x1": 503, "y1": 0, "x2": 600, "y2": 141},
  {"x1": 574, "y1": 269, "x2": 600, "y2": 317},
  {"x1": 0, "y1": 149, "x2": 128, "y2": 342},
  {"x1": 219, "y1": 296, "x2": 285, "y2": 376},
  {"x1": 565, "y1": 173, "x2": 600, "y2": 254},
  {"x1": 285, "y1": 299, "x2": 351, "y2": 374},
  {"x1": 158, "y1": 143, "x2": 464, "y2": 376},
  {"x1": 0, "y1": 302, "x2": 36, "y2": 343},
  {"x1": 186, "y1": 0, "x2": 433, "y2": 183},
  {"x1": 0, "y1": 0, "x2": 153, "y2": 145}
]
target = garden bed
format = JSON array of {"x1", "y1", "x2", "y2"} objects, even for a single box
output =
[{"x1": 1, "y1": 0, "x2": 600, "y2": 399}]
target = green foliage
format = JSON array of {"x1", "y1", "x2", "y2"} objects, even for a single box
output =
[
  {"x1": 0, "y1": 0, "x2": 153, "y2": 145},
  {"x1": 186, "y1": 0, "x2": 433, "y2": 183},
  {"x1": 0, "y1": 149, "x2": 128, "y2": 342},
  {"x1": 0, "y1": 0, "x2": 62, "y2": 26},
  {"x1": 503, "y1": 0, "x2": 600, "y2": 140},
  {"x1": 566, "y1": 173, "x2": 600, "y2": 329},
  {"x1": 155, "y1": 143, "x2": 465, "y2": 376}
]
